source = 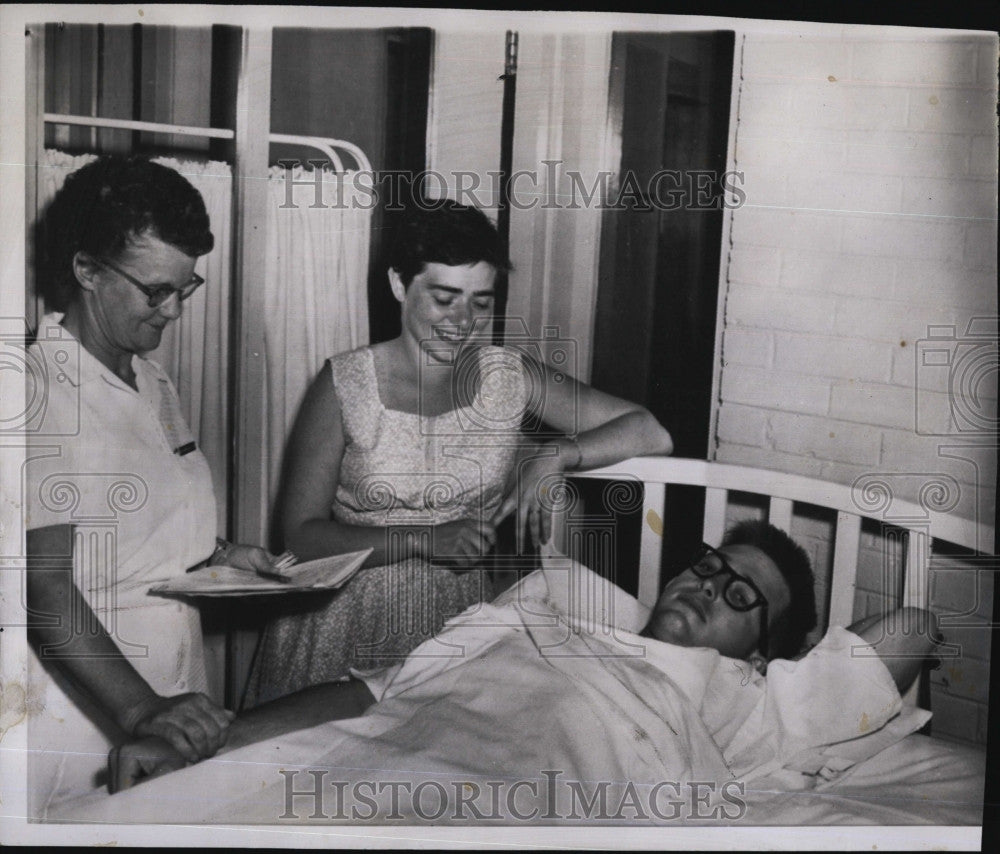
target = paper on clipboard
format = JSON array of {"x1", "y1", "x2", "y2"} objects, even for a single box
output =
[{"x1": 150, "y1": 548, "x2": 373, "y2": 597}]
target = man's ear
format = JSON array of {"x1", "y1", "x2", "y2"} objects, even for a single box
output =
[
  {"x1": 747, "y1": 652, "x2": 768, "y2": 677},
  {"x1": 387, "y1": 268, "x2": 407, "y2": 303},
  {"x1": 72, "y1": 252, "x2": 100, "y2": 293}
]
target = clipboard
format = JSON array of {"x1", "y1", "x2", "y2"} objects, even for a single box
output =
[{"x1": 150, "y1": 548, "x2": 373, "y2": 597}]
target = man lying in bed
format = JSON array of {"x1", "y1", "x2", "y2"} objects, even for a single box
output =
[{"x1": 107, "y1": 520, "x2": 941, "y2": 818}]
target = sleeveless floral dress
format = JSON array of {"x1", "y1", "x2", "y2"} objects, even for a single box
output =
[{"x1": 244, "y1": 344, "x2": 527, "y2": 706}]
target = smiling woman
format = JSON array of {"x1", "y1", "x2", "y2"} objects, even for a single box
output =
[
  {"x1": 25, "y1": 155, "x2": 279, "y2": 818},
  {"x1": 244, "y1": 201, "x2": 675, "y2": 707},
  {"x1": 70, "y1": 236, "x2": 202, "y2": 381},
  {"x1": 392, "y1": 261, "x2": 495, "y2": 352}
]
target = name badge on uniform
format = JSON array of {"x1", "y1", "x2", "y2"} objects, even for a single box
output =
[{"x1": 156, "y1": 378, "x2": 198, "y2": 456}]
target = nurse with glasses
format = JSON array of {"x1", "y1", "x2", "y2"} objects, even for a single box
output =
[{"x1": 25, "y1": 155, "x2": 277, "y2": 816}]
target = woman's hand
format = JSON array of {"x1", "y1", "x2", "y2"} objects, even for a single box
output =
[
  {"x1": 108, "y1": 736, "x2": 188, "y2": 794},
  {"x1": 28, "y1": 524, "x2": 237, "y2": 775},
  {"x1": 211, "y1": 542, "x2": 279, "y2": 576},
  {"x1": 427, "y1": 518, "x2": 497, "y2": 567},
  {"x1": 492, "y1": 441, "x2": 574, "y2": 552},
  {"x1": 123, "y1": 692, "x2": 235, "y2": 764}
]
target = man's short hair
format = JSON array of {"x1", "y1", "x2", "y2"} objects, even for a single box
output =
[{"x1": 722, "y1": 520, "x2": 817, "y2": 660}]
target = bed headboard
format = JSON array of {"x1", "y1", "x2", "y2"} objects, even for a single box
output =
[{"x1": 560, "y1": 457, "x2": 995, "y2": 704}]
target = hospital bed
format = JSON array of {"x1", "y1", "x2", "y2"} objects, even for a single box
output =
[
  {"x1": 554, "y1": 456, "x2": 991, "y2": 826},
  {"x1": 46, "y1": 457, "x2": 990, "y2": 828}
]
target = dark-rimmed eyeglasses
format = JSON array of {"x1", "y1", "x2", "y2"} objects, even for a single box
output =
[
  {"x1": 688, "y1": 542, "x2": 770, "y2": 658},
  {"x1": 94, "y1": 256, "x2": 204, "y2": 308}
]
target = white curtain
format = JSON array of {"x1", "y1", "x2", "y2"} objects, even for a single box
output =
[
  {"x1": 151, "y1": 159, "x2": 233, "y2": 533},
  {"x1": 262, "y1": 164, "x2": 370, "y2": 525},
  {"x1": 36, "y1": 151, "x2": 371, "y2": 539}
]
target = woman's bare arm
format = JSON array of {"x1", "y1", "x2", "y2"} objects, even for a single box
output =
[
  {"x1": 109, "y1": 679, "x2": 376, "y2": 792},
  {"x1": 535, "y1": 358, "x2": 674, "y2": 467},
  {"x1": 281, "y1": 362, "x2": 413, "y2": 564},
  {"x1": 27, "y1": 524, "x2": 234, "y2": 762},
  {"x1": 493, "y1": 355, "x2": 674, "y2": 546}
]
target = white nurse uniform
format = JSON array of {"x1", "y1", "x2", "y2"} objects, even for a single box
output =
[{"x1": 24, "y1": 314, "x2": 217, "y2": 817}]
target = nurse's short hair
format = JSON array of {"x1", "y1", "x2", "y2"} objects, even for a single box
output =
[
  {"x1": 722, "y1": 520, "x2": 817, "y2": 660},
  {"x1": 35, "y1": 155, "x2": 214, "y2": 311},
  {"x1": 387, "y1": 201, "x2": 512, "y2": 287}
]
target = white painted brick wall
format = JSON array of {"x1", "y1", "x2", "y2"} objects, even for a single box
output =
[
  {"x1": 900, "y1": 176, "x2": 997, "y2": 220},
  {"x1": 739, "y1": 164, "x2": 790, "y2": 207},
  {"x1": 845, "y1": 130, "x2": 970, "y2": 177},
  {"x1": 840, "y1": 215, "x2": 969, "y2": 260},
  {"x1": 728, "y1": 245, "x2": 782, "y2": 286},
  {"x1": 730, "y1": 208, "x2": 845, "y2": 252},
  {"x1": 715, "y1": 442, "x2": 826, "y2": 478},
  {"x1": 780, "y1": 251, "x2": 894, "y2": 298},
  {"x1": 773, "y1": 331, "x2": 893, "y2": 382},
  {"x1": 790, "y1": 84, "x2": 908, "y2": 130},
  {"x1": 932, "y1": 692, "x2": 985, "y2": 744},
  {"x1": 716, "y1": 401, "x2": 770, "y2": 445},
  {"x1": 907, "y1": 88, "x2": 998, "y2": 134},
  {"x1": 717, "y1": 31, "x2": 998, "y2": 744},
  {"x1": 721, "y1": 328, "x2": 771, "y2": 369},
  {"x1": 854, "y1": 537, "x2": 903, "y2": 596},
  {"x1": 728, "y1": 284, "x2": 839, "y2": 333},
  {"x1": 833, "y1": 299, "x2": 962, "y2": 345},
  {"x1": 851, "y1": 41, "x2": 979, "y2": 85},
  {"x1": 891, "y1": 262, "x2": 997, "y2": 310},
  {"x1": 930, "y1": 656, "x2": 991, "y2": 704},
  {"x1": 970, "y1": 135, "x2": 997, "y2": 176},
  {"x1": 720, "y1": 364, "x2": 831, "y2": 413},
  {"x1": 792, "y1": 170, "x2": 902, "y2": 213},
  {"x1": 939, "y1": 625, "x2": 992, "y2": 665},
  {"x1": 766, "y1": 409, "x2": 882, "y2": 465},
  {"x1": 827, "y1": 380, "x2": 918, "y2": 430},
  {"x1": 964, "y1": 220, "x2": 999, "y2": 270},
  {"x1": 736, "y1": 133, "x2": 847, "y2": 170},
  {"x1": 741, "y1": 37, "x2": 851, "y2": 81}
]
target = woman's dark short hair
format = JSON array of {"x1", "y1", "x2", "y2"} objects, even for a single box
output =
[
  {"x1": 35, "y1": 155, "x2": 214, "y2": 311},
  {"x1": 722, "y1": 519, "x2": 817, "y2": 660},
  {"x1": 387, "y1": 201, "x2": 512, "y2": 286}
]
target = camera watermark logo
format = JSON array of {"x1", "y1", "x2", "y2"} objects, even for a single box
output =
[
  {"x1": 418, "y1": 317, "x2": 579, "y2": 438},
  {"x1": 345, "y1": 462, "x2": 505, "y2": 665},
  {"x1": 915, "y1": 317, "x2": 998, "y2": 437},
  {"x1": 0, "y1": 316, "x2": 80, "y2": 436}
]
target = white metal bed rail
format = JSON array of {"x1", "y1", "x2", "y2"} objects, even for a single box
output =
[
  {"x1": 43, "y1": 113, "x2": 373, "y2": 173},
  {"x1": 564, "y1": 456, "x2": 994, "y2": 708},
  {"x1": 567, "y1": 457, "x2": 994, "y2": 621}
]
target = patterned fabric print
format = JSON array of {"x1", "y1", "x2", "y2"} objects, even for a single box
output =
[{"x1": 244, "y1": 345, "x2": 528, "y2": 707}]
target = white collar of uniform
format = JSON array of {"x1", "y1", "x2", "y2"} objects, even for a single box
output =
[{"x1": 37, "y1": 312, "x2": 148, "y2": 393}]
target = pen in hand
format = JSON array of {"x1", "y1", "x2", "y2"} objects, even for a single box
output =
[{"x1": 255, "y1": 551, "x2": 298, "y2": 583}]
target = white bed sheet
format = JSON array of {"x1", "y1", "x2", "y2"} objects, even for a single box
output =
[
  {"x1": 744, "y1": 733, "x2": 985, "y2": 825},
  {"x1": 46, "y1": 724, "x2": 986, "y2": 826},
  {"x1": 48, "y1": 558, "x2": 986, "y2": 828}
]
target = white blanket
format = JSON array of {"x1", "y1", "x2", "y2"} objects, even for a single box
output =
[{"x1": 52, "y1": 555, "x2": 930, "y2": 825}]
